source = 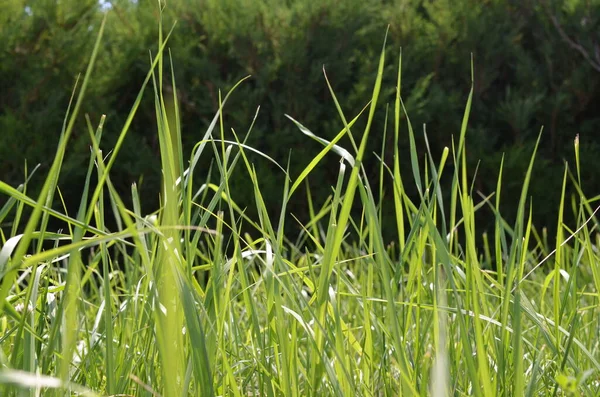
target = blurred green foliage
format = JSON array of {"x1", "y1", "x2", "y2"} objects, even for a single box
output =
[{"x1": 1, "y1": 0, "x2": 599, "y2": 239}]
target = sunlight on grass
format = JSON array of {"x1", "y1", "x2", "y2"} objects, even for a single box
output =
[{"x1": 0, "y1": 6, "x2": 599, "y2": 397}]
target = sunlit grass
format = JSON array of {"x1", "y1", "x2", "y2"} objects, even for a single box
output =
[{"x1": 0, "y1": 8, "x2": 599, "y2": 397}]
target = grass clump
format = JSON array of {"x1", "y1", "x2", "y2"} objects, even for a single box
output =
[{"x1": 1, "y1": 12, "x2": 599, "y2": 397}]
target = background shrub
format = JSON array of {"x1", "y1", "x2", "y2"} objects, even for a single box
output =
[{"x1": 1, "y1": 0, "x2": 599, "y2": 241}]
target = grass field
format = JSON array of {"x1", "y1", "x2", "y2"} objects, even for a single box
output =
[{"x1": 0, "y1": 13, "x2": 599, "y2": 397}]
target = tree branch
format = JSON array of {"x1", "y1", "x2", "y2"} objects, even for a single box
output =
[{"x1": 540, "y1": 0, "x2": 600, "y2": 72}]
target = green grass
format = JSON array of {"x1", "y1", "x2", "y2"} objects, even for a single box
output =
[{"x1": 1, "y1": 11, "x2": 599, "y2": 397}]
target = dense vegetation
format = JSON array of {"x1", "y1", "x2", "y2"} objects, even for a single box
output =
[
  {"x1": 1, "y1": 0, "x2": 599, "y2": 239},
  {"x1": 0, "y1": 1, "x2": 599, "y2": 395}
]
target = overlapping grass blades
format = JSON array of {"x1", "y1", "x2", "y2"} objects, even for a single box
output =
[{"x1": 0, "y1": 6, "x2": 599, "y2": 397}]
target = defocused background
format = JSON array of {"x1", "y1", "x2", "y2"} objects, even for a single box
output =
[{"x1": 1, "y1": 0, "x2": 599, "y2": 242}]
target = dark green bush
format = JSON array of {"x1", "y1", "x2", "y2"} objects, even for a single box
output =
[{"x1": 1, "y1": 0, "x2": 599, "y2": 241}]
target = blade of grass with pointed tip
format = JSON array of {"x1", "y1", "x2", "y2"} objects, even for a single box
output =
[
  {"x1": 393, "y1": 47, "x2": 406, "y2": 251},
  {"x1": 552, "y1": 165, "x2": 568, "y2": 343},
  {"x1": 317, "y1": 29, "x2": 419, "y2": 395},
  {"x1": 0, "y1": 14, "x2": 107, "y2": 316},
  {"x1": 499, "y1": 131, "x2": 542, "y2": 394},
  {"x1": 400, "y1": 98, "x2": 423, "y2": 197},
  {"x1": 82, "y1": 23, "x2": 177, "y2": 231},
  {"x1": 286, "y1": 109, "x2": 368, "y2": 198}
]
